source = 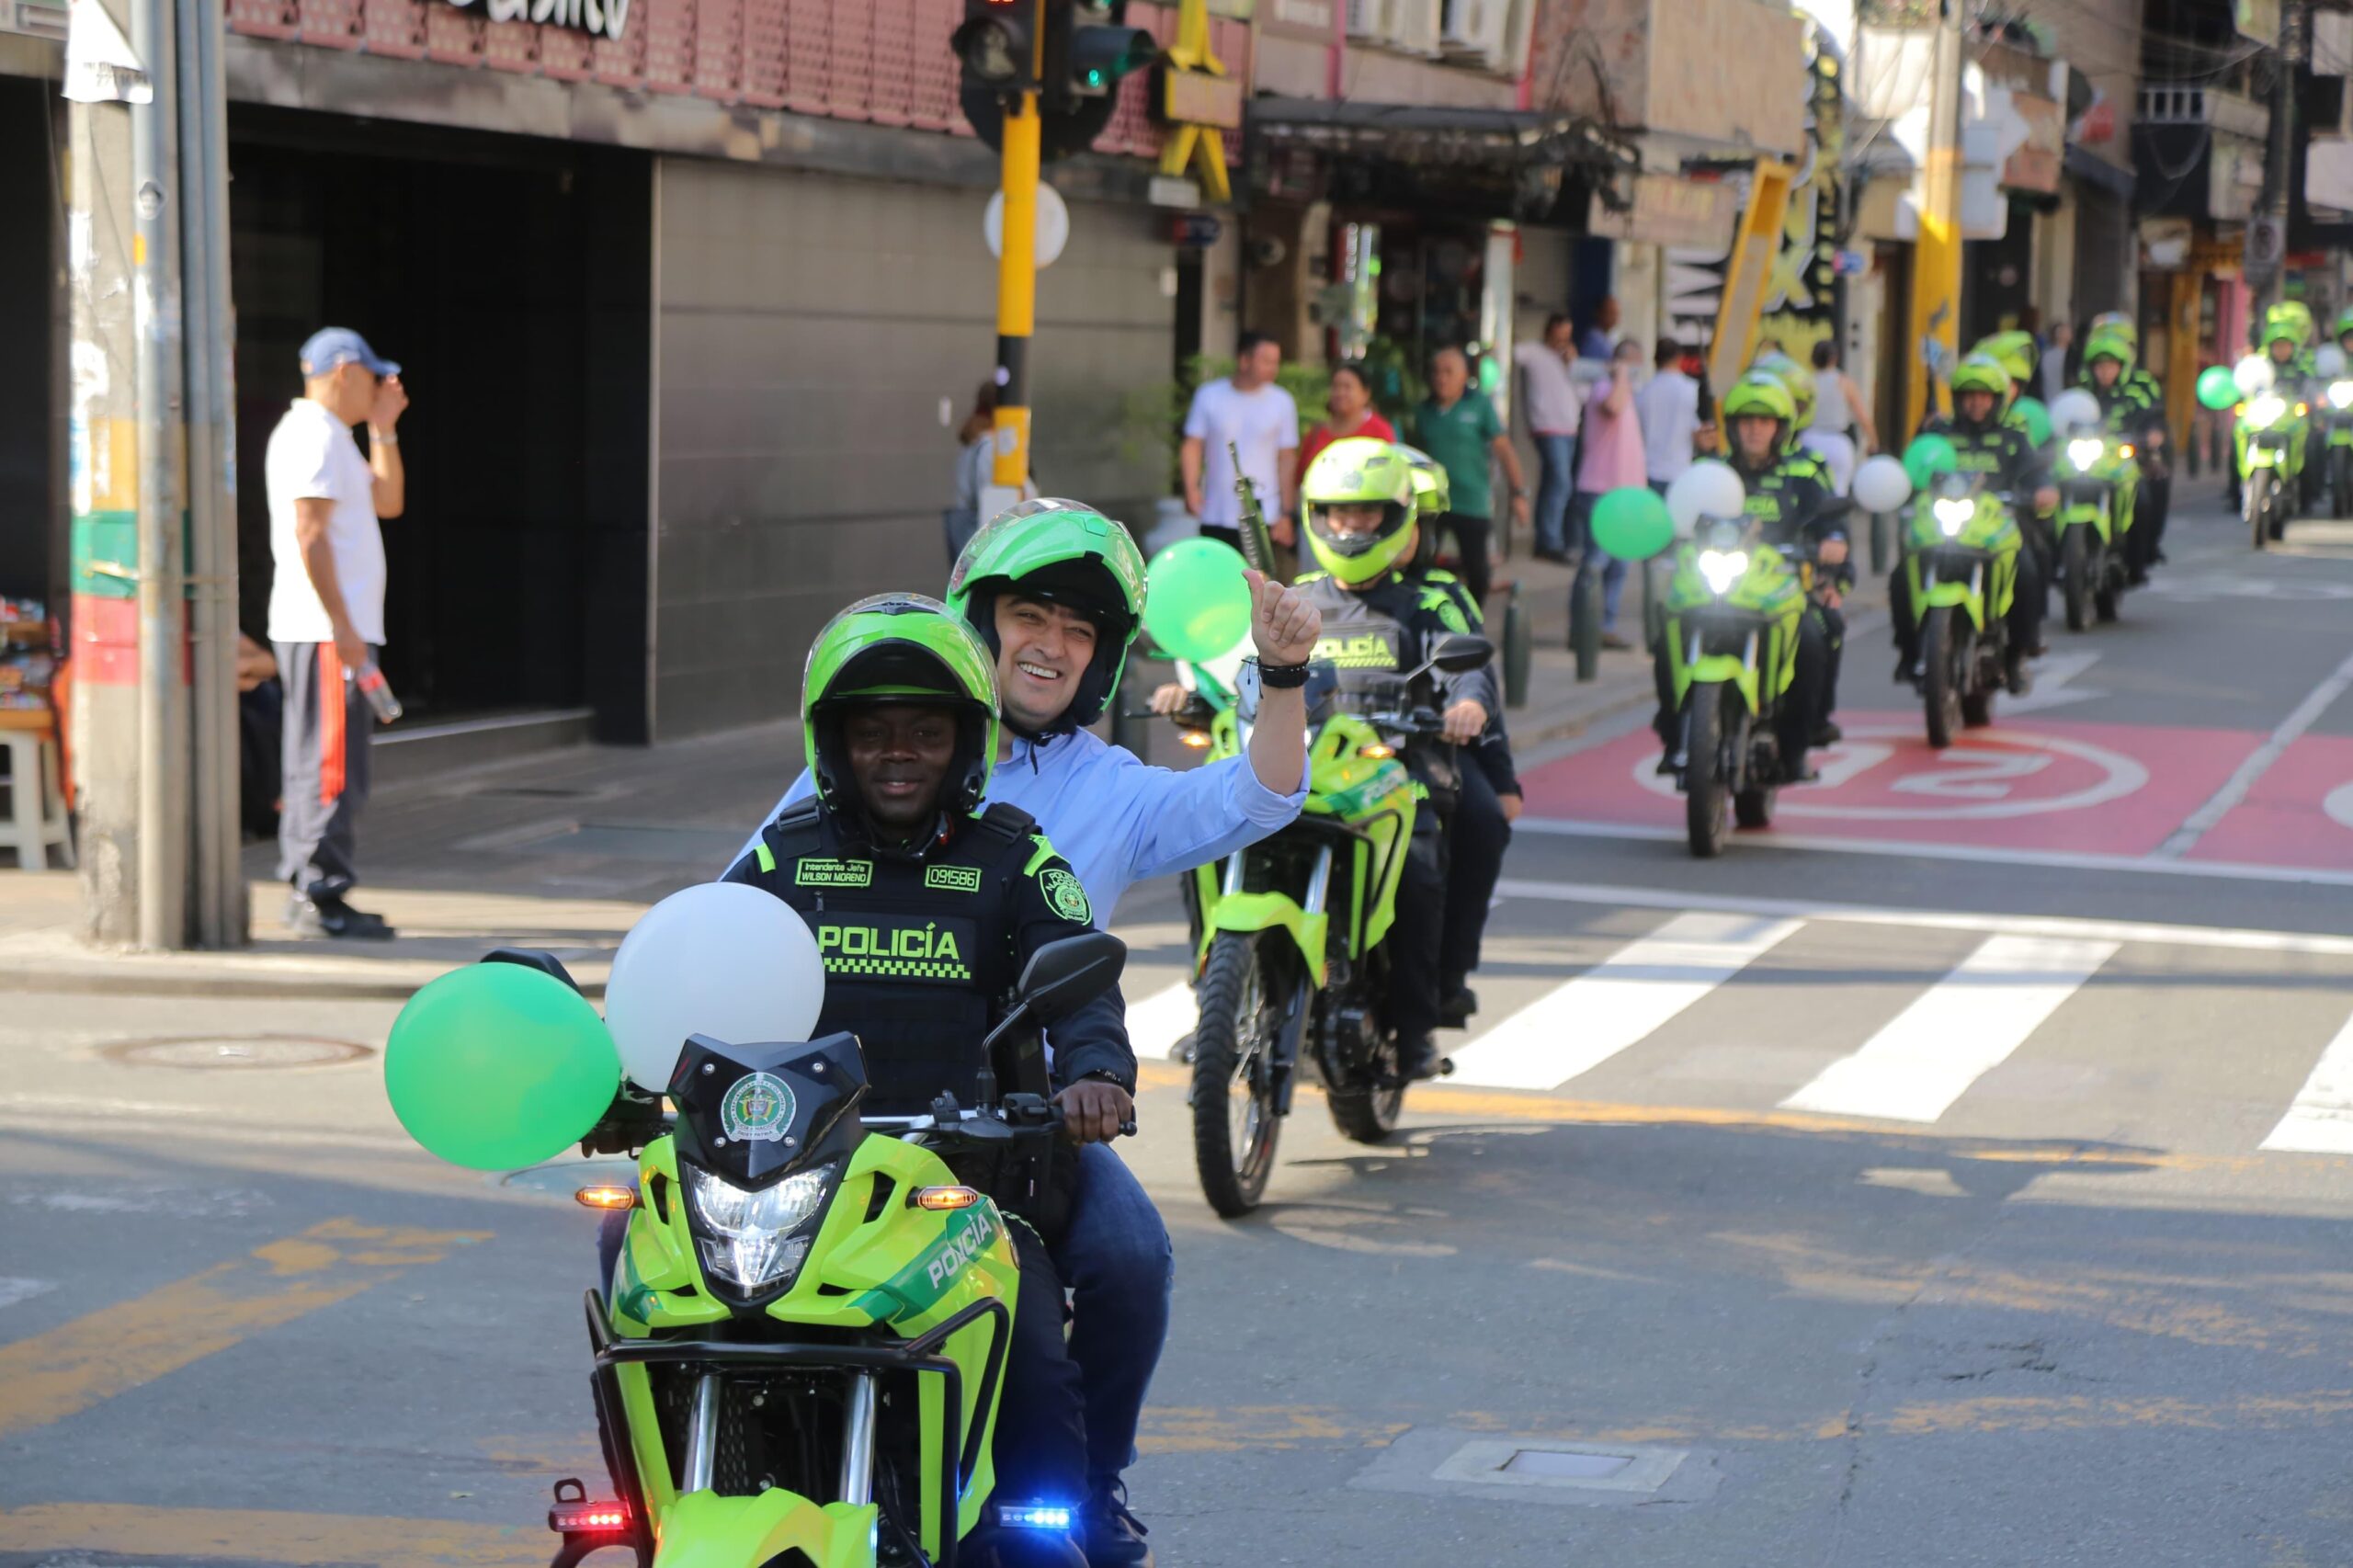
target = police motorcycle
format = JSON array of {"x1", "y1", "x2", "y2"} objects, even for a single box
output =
[
  {"x1": 2048, "y1": 389, "x2": 2141, "y2": 631},
  {"x1": 2231, "y1": 355, "x2": 2309, "y2": 550},
  {"x1": 2315, "y1": 345, "x2": 2353, "y2": 519},
  {"x1": 1653, "y1": 460, "x2": 1808, "y2": 858},
  {"x1": 1886, "y1": 443, "x2": 2026, "y2": 747},
  {"x1": 381, "y1": 910, "x2": 1131, "y2": 1568}
]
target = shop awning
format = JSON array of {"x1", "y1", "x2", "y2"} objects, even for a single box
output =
[{"x1": 1245, "y1": 97, "x2": 1637, "y2": 175}]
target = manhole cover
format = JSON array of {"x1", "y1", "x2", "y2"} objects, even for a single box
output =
[{"x1": 98, "y1": 1034, "x2": 375, "y2": 1069}]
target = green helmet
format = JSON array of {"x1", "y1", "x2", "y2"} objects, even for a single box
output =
[
  {"x1": 2268, "y1": 301, "x2": 2316, "y2": 346},
  {"x1": 946, "y1": 498, "x2": 1146, "y2": 734},
  {"x1": 2084, "y1": 329, "x2": 2133, "y2": 367},
  {"x1": 1950, "y1": 352, "x2": 2010, "y2": 400},
  {"x1": 1302, "y1": 437, "x2": 1419, "y2": 585},
  {"x1": 1977, "y1": 331, "x2": 2038, "y2": 389},
  {"x1": 1392, "y1": 441, "x2": 1451, "y2": 520},
  {"x1": 2089, "y1": 312, "x2": 2135, "y2": 349},
  {"x1": 1722, "y1": 370, "x2": 1799, "y2": 432},
  {"x1": 2263, "y1": 315, "x2": 2304, "y2": 352},
  {"x1": 1753, "y1": 353, "x2": 1816, "y2": 432},
  {"x1": 801, "y1": 593, "x2": 1000, "y2": 846}
]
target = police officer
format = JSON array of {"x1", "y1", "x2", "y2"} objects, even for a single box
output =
[
  {"x1": 2083, "y1": 313, "x2": 2171, "y2": 562},
  {"x1": 722, "y1": 592, "x2": 1135, "y2": 1524},
  {"x1": 2080, "y1": 327, "x2": 2164, "y2": 582},
  {"x1": 1292, "y1": 437, "x2": 1515, "y2": 1080},
  {"x1": 1896, "y1": 354, "x2": 2050, "y2": 691},
  {"x1": 1747, "y1": 360, "x2": 1853, "y2": 745}
]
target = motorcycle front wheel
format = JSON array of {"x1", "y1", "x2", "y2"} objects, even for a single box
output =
[
  {"x1": 2248, "y1": 469, "x2": 2272, "y2": 551},
  {"x1": 1922, "y1": 606, "x2": 1964, "y2": 748},
  {"x1": 2061, "y1": 526, "x2": 2091, "y2": 632},
  {"x1": 1683, "y1": 688, "x2": 1730, "y2": 858},
  {"x1": 1189, "y1": 930, "x2": 1286, "y2": 1217},
  {"x1": 2336, "y1": 449, "x2": 2352, "y2": 520}
]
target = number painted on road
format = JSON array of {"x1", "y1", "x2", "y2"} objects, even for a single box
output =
[{"x1": 1888, "y1": 749, "x2": 2055, "y2": 801}]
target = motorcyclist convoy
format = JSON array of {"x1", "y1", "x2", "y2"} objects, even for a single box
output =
[
  {"x1": 1290, "y1": 436, "x2": 1518, "y2": 1081},
  {"x1": 2080, "y1": 328, "x2": 2165, "y2": 584},
  {"x1": 1652, "y1": 371, "x2": 1844, "y2": 779},
  {"x1": 715, "y1": 592, "x2": 1131, "y2": 1542},
  {"x1": 1896, "y1": 353, "x2": 2051, "y2": 695},
  {"x1": 2081, "y1": 312, "x2": 2172, "y2": 567},
  {"x1": 733, "y1": 500, "x2": 1324, "y2": 1567}
]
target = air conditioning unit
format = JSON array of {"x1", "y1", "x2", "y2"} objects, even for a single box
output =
[
  {"x1": 1388, "y1": 0, "x2": 1441, "y2": 55},
  {"x1": 1440, "y1": 0, "x2": 1503, "y2": 57},
  {"x1": 1345, "y1": 0, "x2": 1387, "y2": 39}
]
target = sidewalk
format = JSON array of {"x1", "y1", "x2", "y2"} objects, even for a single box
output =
[{"x1": 0, "y1": 541, "x2": 1885, "y2": 999}]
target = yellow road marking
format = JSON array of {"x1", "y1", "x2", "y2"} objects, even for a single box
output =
[
  {"x1": 0, "y1": 1219, "x2": 489, "y2": 1438},
  {"x1": 0, "y1": 1504, "x2": 541, "y2": 1568}
]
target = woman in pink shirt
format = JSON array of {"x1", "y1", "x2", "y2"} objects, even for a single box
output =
[{"x1": 1570, "y1": 339, "x2": 1647, "y2": 646}]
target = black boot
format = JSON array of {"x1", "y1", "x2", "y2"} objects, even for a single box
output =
[
  {"x1": 1082, "y1": 1483, "x2": 1153, "y2": 1568},
  {"x1": 1439, "y1": 984, "x2": 1480, "y2": 1029}
]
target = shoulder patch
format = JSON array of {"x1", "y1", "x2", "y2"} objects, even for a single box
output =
[{"x1": 1040, "y1": 867, "x2": 1093, "y2": 925}]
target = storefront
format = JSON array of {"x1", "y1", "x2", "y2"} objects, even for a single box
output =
[{"x1": 0, "y1": 48, "x2": 63, "y2": 613}]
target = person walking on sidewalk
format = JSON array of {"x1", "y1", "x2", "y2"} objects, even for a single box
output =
[
  {"x1": 1181, "y1": 331, "x2": 1300, "y2": 557},
  {"x1": 267, "y1": 327, "x2": 407, "y2": 939},
  {"x1": 1568, "y1": 339, "x2": 1646, "y2": 648},
  {"x1": 1410, "y1": 345, "x2": 1528, "y2": 608},
  {"x1": 1515, "y1": 314, "x2": 1583, "y2": 562},
  {"x1": 1634, "y1": 338, "x2": 1700, "y2": 494},
  {"x1": 1800, "y1": 340, "x2": 1876, "y2": 496}
]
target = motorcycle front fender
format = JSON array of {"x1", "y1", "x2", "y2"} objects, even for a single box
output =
[
  {"x1": 654, "y1": 1490, "x2": 880, "y2": 1568},
  {"x1": 1680, "y1": 658, "x2": 1758, "y2": 716},
  {"x1": 1202, "y1": 891, "x2": 1330, "y2": 988}
]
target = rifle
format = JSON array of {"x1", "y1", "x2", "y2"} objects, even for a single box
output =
[{"x1": 1226, "y1": 440, "x2": 1279, "y2": 576}]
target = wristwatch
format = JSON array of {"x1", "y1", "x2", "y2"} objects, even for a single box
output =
[{"x1": 1076, "y1": 1068, "x2": 1135, "y2": 1095}]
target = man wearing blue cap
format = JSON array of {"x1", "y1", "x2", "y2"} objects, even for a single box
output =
[{"x1": 266, "y1": 327, "x2": 408, "y2": 938}]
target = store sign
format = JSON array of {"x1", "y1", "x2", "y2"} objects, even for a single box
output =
[
  {"x1": 1998, "y1": 92, "x2": 2064, "y2": 194},
  {"x1": 1586, "y1": 174, "x2": 1734, "y2": 249},
  {"x1": 444, "y1": 0, "x2": 628, "y2": 41},
  {"x1": 2307, "y1": 139, "x2": 2353, "y2": 216}
]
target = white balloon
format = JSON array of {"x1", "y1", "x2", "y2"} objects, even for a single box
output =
[
  {"x1": 605, "y1": 882, "x2": 827, "y2": 1092},
  {"x1": 1665, "y1": 460, "x2": 1746, "y2": 538},
  {"x1": 2319, "y1": 346, "x2": 2348, "y2": 380},
  {"x1": 2049, "y1": 389, "x2": 2102, "y2": 436},
  {"x1": 2234, "y1": 356, "x2": 2276, "y2": 398},
  {"x1": 1852, "y1": 455, "x2": 1913, "y2": 515}
]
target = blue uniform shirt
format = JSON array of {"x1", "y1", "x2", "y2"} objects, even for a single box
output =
[{"x1": 733, "y1": 730, "x2": 1309, "y2": 925}]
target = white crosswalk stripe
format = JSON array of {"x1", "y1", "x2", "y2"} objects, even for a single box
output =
[
  {"x1": 1777, "y1": 935, "x2": 2120, "y2": 1122},
  {"x1": 2260, "y1": 1011, "x2": 2353, "y2": 1153},
  {"x1": 1444, "y1": 912, "x2": 1803, "y2": 1092}
]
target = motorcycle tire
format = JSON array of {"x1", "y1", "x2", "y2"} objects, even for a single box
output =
[
  {"x1": 2061, "y1": 527, "x2": 2090, "y2": 632},
  {"x1": 2248, "y1": 469, "x2": 2272, "y2": 551},
  {"x1": 1922, "y1": 607, "x2": 1962, "y2": 749},
  {"x1": 1189, "y1": 931, "x2": 1285, "y2": 1217},
  {"x1": 1684, "y1": 690, "x2": 1730, "y2": 858}
]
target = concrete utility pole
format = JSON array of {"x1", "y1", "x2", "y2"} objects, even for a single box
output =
[
  {"x1": 2253, "y1": 0, "x2": 2307, "y2": 313},
  {"x1": 1905, "y1": 0, "x2": 1965, "y2": 436},
  {"x1": 65, "y1": 0, "x2": 242, "y2": 949}
]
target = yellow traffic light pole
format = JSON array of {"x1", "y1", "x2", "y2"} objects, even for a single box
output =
[{"x1": 989, "y1": 27, "x2": 1047, "y2": 494}]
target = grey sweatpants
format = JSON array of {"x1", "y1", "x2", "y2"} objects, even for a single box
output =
[{"x1": 275, "y1": 641, "x2": 375, "y2": 901}]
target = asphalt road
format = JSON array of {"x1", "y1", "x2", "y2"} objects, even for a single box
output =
[{"x1": 5, "y1": 492, "x2": 2353, "y2": 1568}]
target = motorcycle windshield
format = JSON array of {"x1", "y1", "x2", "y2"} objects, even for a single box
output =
[{"x1": 670, "y1": 1031, "x2": 870, "y2": 1187}]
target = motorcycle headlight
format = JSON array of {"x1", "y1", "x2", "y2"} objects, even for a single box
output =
[
  {"x1": 1696, "y1": 549, "x2": 1748, "y2": 596},
  {"x1": 1933, "y1": 497, "x2": 1974, "y2": 537},
  {"x1": 2247, "y1": 394, "x2": 2287, "y2": 429},
  {"x1": 2066, "y1": 437, "x2": 2104, "y2": 471},
  {"x1": 2332, "y1": 381, "x2": 2353, "y2": 410},
  {"x1": 685, "y1": 1162, "x2": 834, "y2": 1290}
]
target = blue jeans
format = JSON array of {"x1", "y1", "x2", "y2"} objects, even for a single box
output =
[
  {"x1": 1051, "y1": 1141, "x2": 1176, "y2": 1491},
  {"x1": 591, "y1": 1141, "x2": 1172, "y2": 1494},
  {"x1": 1532, "y1": 434, "x2": 1576, "y2": 556},
  {"x1": 1567, "y1": 490, "x2": 1627, "y2": 631}
]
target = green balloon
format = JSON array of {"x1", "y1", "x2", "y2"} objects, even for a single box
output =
[
  {"x1": 2197, "y1": 366, "x2": 2241, "y2": 411},
  {"x1": 2013, "y1": 396, "x2": 2051, "y2": 448},
  {"x1": 1589, "y1": 486, "x2": 1676, "y2": 561},
  {"x1": 385, "y1": 961, "x2": 620, "y2": 1171},
  {"x1": 1144, "y1": 538, "x2": 1255, "y2": 663},
  {"x1": 1904, "y1": 433, "x2": 1959, "y2": 490}
]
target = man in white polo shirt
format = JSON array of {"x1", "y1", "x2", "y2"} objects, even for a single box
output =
[{"x1": 266, "y1": 327, "x2": 408, "y2": 939}]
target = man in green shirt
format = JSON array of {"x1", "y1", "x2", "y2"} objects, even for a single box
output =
[{"x1": 1410, "y1": 345, "x2": 1529, "y2": 608}]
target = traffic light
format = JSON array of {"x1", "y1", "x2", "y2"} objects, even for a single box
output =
[{"x1": 957, "y1": 0, "x2": 1159, "y2": 159}]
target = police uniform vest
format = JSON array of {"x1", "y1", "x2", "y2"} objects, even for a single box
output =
[
  {"x1": 1296, "y1": 568, "x2": 1473, "y2": 797},
  {"x1": 743, "y1": 800, "x2": 1046, "y2": 1117}
]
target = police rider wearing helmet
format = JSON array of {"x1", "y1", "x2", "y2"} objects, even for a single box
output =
[
  {"x1": 721, "y1": 592, "x2": 1120, "y2": 1535},
  {"x1": 1747, "y1": 358, "x2": 1853, "y2": 746},
  {"x1": 2080, "y1": 327, "x2": 2166, "y2": 583},
  {"x1": 2082, "y1": 312, "x2": 2171, "y2": 563},
  {"x1": 1290, "y1": 437, "x2": 1519, "y2": 1082},
  {"x1": 736, "y1": 501, "x2": 1322, "y2": 1567},
  {"x1": 1895, "y1": 353, "x2": 2051, "y2": 691}
]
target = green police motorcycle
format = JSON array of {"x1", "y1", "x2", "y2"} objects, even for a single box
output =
[
  {"x1": 2316, "y1": 343, "x2": 2353, "y2": 518},
  {"x1": 1900, "y1": 472, "x2": 2024, "y2": 747},
  {"x1": 2048, "y1": 389, "x2": 2140, "y2": 631},
  {"x1": 391, "y1": 932, "x2": 1127, "y2": 1568},
  {"x1": 1657, "y1": 465, "x2": 1807, "y2": 858}
]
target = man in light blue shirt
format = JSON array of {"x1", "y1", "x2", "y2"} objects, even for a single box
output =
[{"x1": 735, "y1": 500, "x2": 1318, "y2": 1566}]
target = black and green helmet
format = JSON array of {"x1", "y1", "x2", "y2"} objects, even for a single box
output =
[
  {"x1": 946, "y1": 499, "x2": 1146, "y2": 736},
  {"x1": 802, "y1": 594, "x2": 1000, "y2": 847}
]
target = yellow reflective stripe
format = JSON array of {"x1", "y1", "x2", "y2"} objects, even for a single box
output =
[{"x1": 756, "y1": 842, "x2": 777, "y2": 873}]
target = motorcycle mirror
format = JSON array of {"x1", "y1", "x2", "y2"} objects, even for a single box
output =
[
  {"x1": 1425, "y1": 634, "x2": 1495, "y2": 676},
  {"x1": 1012, "y1": 931, "x2": 1128, "y2": 1027}
]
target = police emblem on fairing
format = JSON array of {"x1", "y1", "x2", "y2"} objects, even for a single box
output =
[{"x1": 721, "y1": 1072, "x2": 796, "y2": 1143}]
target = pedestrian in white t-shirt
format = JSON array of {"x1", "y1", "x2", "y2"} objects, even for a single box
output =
[
  {"x1": 1632, "y1": 338, "x2": 1701, "y2": 490},
  {"x1": 1516, "y1": 313, "x2": 1582, "y2": 560},
  {"x1": 265, "y1": 326, "x2": 407, "y2": 940},
  {"x1": 1180, "y1": 332, "x2": 1301, "y2": 556}
]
